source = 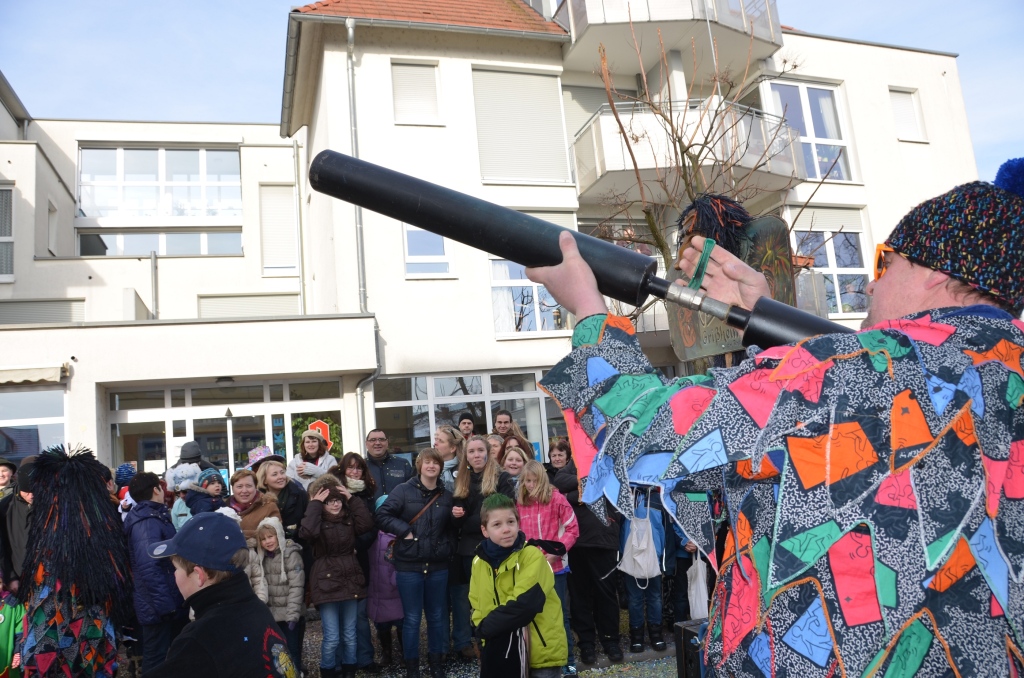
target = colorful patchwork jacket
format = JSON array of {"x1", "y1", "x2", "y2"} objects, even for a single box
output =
[{"x1": 540, "y1": 306, "x2": 1024, "y2": 676}]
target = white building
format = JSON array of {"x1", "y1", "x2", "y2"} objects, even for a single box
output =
[{"x1": 0, "y1": 0, "x2": 977, "y2": 471}]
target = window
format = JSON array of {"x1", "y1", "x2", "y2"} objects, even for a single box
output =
[
  {"x1": 107, "y1": 379, "x2": 345, "y2": 472},
  {"x1": 490, "y1": 212, "x2": 575, "y2": 336},
  {"x1": 770, "y1": 83, "x2": 851, "y2": 181},
  {"x1": 889, "y1": 89, "x2": 926, "y2": 142},
  {"x1": 472, "y1": 70, "x2": 571, "y2": 184},
  {"x1": 392, "y1": 63, "x2": 440, "y2": 125},
  {"x1": 78, "y1": 230, "x2": 242, "y2": 256},
  {"x1": 404, "y1": 224, "x2": 450, "y2": 276},
  {"x1": 260, "y1": 185, "x2": 298, "y2": 276},
  {"x1": 0, "y1": 188, "x2": 12, "y2": 281},
  {"x1": 790, "y1": 207, "x2": 869, "y2": 318},
  {"x1": 0, "y1": 389, "x2": 65, "y2": 464},
  {"x1": 373, "y1": 371, "x2": 556, "y2": 459},
  {"x1": 78, "y1": 147, "x2": 241, "y2": 218}
]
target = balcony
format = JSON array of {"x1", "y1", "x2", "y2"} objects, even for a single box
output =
[
  {"x1": 556, "y1": 0, "x2": 783, "y2": 85},
  {"x1": 571, "y1": 98, "x2": 806, "y2": 203}
]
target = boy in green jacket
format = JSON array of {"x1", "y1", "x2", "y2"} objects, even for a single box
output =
[{"x1": 470, "y1": 494, "x2": 567, "y2": 678}]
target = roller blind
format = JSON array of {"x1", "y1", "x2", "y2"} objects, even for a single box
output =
[
  {"x1": 791, "y1": 207, "x2": 863, "y2": 232},
  {"x1": 889, "y1": 90, "x2": 921, "y2": 140},
  {"x1": 0, "y1": 299, "x2": 84, "y2": 324},
  {"x1": 393, "y1": 64, "x2": 439, "y2": 124},
  {"x1": 472, "y1": 70, "x2": 570, "y2": 183},
  {"x1": 198, "y1": 294, "x2": 300, "y2": 319},
  {"x1": 521, "y1": 212, "x2": 576, "y2": 230},
  {"x1": 259, "y1": 185, "x2": 297, "y2": 272},
  {"x1": 0, "y1": 189, "x2": 11, "y2": 276}
]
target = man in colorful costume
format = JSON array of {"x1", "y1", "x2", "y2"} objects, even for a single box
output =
[{"x1": 530, "y1": 159, "x2": 1024, "y2": 676}]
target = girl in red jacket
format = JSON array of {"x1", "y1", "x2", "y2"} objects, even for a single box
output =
[{"x1": 517, "y1": 460, "x2": 580, "y2": 675}]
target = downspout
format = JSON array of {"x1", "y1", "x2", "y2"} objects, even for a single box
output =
[
  {"x1": 346, "y1": 17, "x2": 382, "y2": 444},
  {"x1": 292, "y1": 138, "x2": 306, "y2": 314}
]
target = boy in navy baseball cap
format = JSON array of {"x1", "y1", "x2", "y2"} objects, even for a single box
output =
[{"x1": 145, "y1": 513, "x2": 298, "y2": 677}]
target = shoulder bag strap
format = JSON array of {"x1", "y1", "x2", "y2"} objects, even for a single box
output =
[{"x1": 408, "y1": 491, "x2": 442, "y2": 526}]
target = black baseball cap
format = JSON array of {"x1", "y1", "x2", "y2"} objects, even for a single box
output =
[{"x1": 148, "y1": 512, "x2": 247, "y2": 571}]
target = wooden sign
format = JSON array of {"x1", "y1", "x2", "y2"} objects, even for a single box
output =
[{"x1": 668, "y1": 215, "x2": 795, "y2": 361}]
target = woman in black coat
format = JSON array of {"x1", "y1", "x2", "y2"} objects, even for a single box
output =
[{"x1": 375, "y1": 448, "x2": 454, "y2": 678}]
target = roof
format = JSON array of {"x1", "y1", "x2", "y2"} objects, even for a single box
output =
[
  {"x1": 780, "y1": 28, "x2": 958, "y2": 58},
  {"x1": 0, "y1": 70, "x2": 31, "y2": 124},
  {"x1": 294, "y1": 0, "x2": 567, "y2": 37}
]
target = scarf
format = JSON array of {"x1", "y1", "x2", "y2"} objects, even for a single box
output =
[
  {"x1": 230, "y1": 491, "x2": 261, "y2": 514},
  {"x1": 479, "y1": 531, "x2": 526, "y2": 570},
  {"x1": 345, "y1": 478, "x2": 366, "y2": 493},
  {"x1": 441, "y1": 458, "x2": 459, "y2": 494}
]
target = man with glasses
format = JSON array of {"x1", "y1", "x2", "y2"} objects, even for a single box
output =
[
  {"x1": 364, "y1": 429, "x2": 414, "y2": 501},
  {"x1": 527, "y1": 162, "x2": 1024, "y2": 676}
]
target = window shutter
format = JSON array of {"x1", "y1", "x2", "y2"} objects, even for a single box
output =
[
  {"x1": 791, "y1": 207, "x2": 863, "y2": 233},
  {"x1": 0, "y1": 189, "x2": 11, "y2": 276},
  {"x1": 198, "y1": 294, "x2": 300, "y2": 319},
  {"x1": 259, "y1": 185, "x2": 297, "y2": 272},
  {"x1": 472, "y1": 70, "x2": 570, "y2": 183},
  {"x1": 393, "y1": 64, "x2": 439, "y2": 124},
  {"x1": 521, "y1": 212, "x2": 576, "y2": 230},
  {"x1": 889, "y1": 90, "x2": 920, "y2": 140},
  {"x1": 0, "y1": 300, "x2": 85, "y2": 324}
]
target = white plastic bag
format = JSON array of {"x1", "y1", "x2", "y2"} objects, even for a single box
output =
[
  {"x1": 687, "y1": 556, "x2": 710, "y2": 619},
  {"x1": 618, "y1": 506, "x2": 661, "y2": 581}
]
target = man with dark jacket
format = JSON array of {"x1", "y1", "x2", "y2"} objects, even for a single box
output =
[
  {"x1": 0, "y1": 456, "x2": 35, "y2": 594},
  {"x1": 549, "y1": 455, "x2": 623, "y2": 664},
  {"x1": 144, "y1": 512, "x2": 297, "y2": 678},
  {"x1": 364, "y1": 429, "x2": 413, "y2": 501},
  {"x1": 124, "y1": 473, "x2": 186, "y2": 673}
]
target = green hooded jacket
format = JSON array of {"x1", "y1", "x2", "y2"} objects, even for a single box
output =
[{"x1": 470, "y1": 538, "x2": 567, "y2": 669}]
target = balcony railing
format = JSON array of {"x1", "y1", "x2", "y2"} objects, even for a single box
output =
[{"x1": 571, "y1": 98, "x2": 806, "y2": 199}]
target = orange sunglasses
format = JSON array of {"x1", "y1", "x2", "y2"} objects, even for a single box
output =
[{"x1": 873, "y1": 244, "x2": 908, "y2": 281}]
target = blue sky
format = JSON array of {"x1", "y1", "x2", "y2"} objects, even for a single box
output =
[{"x1": 1, "y1": 0, "x2": 1019, "y2": 180}]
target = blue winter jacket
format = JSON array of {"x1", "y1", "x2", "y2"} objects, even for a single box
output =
[
  {"x1": 123, "y1": 501, "x2": 185, "y2": 625},
  {"x1": 184, "y1": 486, "x2": 224, "y2": 516}
]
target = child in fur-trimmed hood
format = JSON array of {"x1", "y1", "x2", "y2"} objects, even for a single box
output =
[{"x1": 249, "y1": 516, "x2": 305, "y2": 666}]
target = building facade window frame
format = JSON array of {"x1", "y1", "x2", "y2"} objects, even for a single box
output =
[
  {"x1": 77, "y1": 146, "x2": 242, "y2": 220},
  {"x1": 0, "y1": 386, "x2": 67, "y2": 463},
  {"x1": 767, "y1": 81, "x2": 855, "y2": 182},
  {"x1": 0, "y1": 186, "x2": 13, "y2": 282},
  {"x1": 373, "y1": 370, "x2": 567, "y2": 461},
  {"x1": 787, "y1": 205, "x2": 871, "y2": 320},
  {"x1": 107, "y1": 378, "x2": 345, "y2": 474}
]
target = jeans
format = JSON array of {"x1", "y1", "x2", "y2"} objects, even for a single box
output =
[
  {"x1": 320, "y1": 600, "x2": 359, "y2": 668},
  {"x1": 141, "y1": 617, "x2": 185, "y2": 673},
  {"x1": 356, "y1": 597, "x2": 374, "y2": 667},
  {"x1": 450, "y1": 582, "x2": 473, "y2": 651},
  {"x1": 396, "y1": 568, "x2": 449, "y2": 660},
  {"x1": 625, "y1": 574, "x2": 663, "y2": 628},
  {"x1": 553, "y1": 573, "x2": 574, "y2": 663}
]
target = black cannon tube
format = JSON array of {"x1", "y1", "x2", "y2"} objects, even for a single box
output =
[
  {"x1": 308, "y1": 150, "x2": 854, "y2": 347},
  {"x1": 309, "y1": 150, "x2": 659, "y2": 307}
]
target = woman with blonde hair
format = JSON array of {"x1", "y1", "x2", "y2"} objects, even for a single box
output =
[
  {"x1": 517, "y1": 460, "x2": 580, "y2": 675},
  {"x1": 449, "y1": 435, "x2": 515, "y2": 660},
  {"x1": 432, "y1": 425, "x2": 464, "y2": 494},
  {"x1": 499, "y1": 444, "x2": 530, "y2": 492}
]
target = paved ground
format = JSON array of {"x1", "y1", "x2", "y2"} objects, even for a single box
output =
[{"x1": 297, "y1": 608, "x2": 682, "y2": 678}]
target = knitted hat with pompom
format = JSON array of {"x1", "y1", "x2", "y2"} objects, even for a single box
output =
[{"x1": 886, "y1": 158, "x2": 1024, "y2": 313}]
